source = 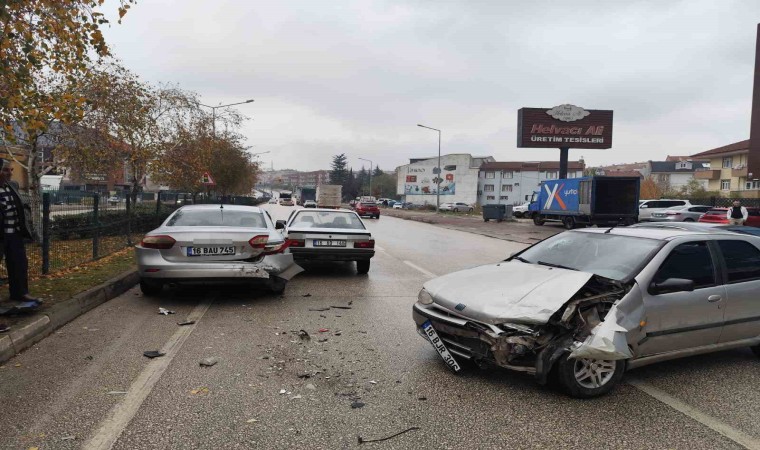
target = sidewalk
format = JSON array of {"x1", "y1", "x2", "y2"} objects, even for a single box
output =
[{"x1": 381, "y1": 208, "x2": 563, "y2": 244}]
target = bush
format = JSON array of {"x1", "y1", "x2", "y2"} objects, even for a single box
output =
[{"x1": 50, "y1": 207, "x2": 174, "y2": 240}]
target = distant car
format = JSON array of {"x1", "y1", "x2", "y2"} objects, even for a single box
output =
[
  {"x1": 355, "y1": 202, "x2": 380, "y2": 219},
  {"x1": 303, "y1": 200, "x2": 317, "y2": 208},
  {"x1": 268, "y1": 198, "x2": 278, "y2": 204},
  {"x1": 440, "y1": 202, "x2": 474, "y2": 213},
  {"x1": 698, "y1": 207, "x2": 760, "y2": 227},
  {"x1": 512, "y1": 202, "x2": 531, "y2": 218},
  {"x1": 649, "y1": 205, "x2": 711, "y2": 222},
  {"x1": 135, "y1": 205, "x2": 302, "y2": 296},
  {"x1": 392, "y1": 202, "x2": 405, "y2": 209},
  {"x1": 638, "y1": 199, "x2": 692, "y2": 221},
  {"x1": 107, "y1": 196, "x2": 120, "y2": 203},
  {"x1": 278, "y1": 209, "x2": 375, "y2": 274},
  {"x1": 280, "y1": 198, "x2": 295, "y2": 206}
]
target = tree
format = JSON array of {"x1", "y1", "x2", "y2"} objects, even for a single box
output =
[
  {"x1": 1, "y1": 0, "x2": 136, "y2": 196},
  {"x1": 329, "y1": 153, "x2": 348, "y2": 186},
  {"x1": 208, "y1": 137, "x2": 259, "y2": 196},
  {"x1": 357, "y1": 167, "x2": 368, "y2": 195},
  {"x1": 640, "y1": 176, "x2": 661, "y2": 200},
  {"x1": 372, "y1": 172, "x2": 397, "y2": 198},
  {"x1": 373, "y1": 165, "x2": 383, "y2": 177},
  {"x1": 344, "y1": 168, "x2": 358, "y2": 200}
]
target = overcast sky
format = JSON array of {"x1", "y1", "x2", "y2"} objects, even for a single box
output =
[{"x1": 101, "y1": 0, "x2": 760, "y2": 172}]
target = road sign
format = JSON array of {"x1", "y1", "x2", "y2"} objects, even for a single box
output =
[{"x1": 202, "y1": 172, "x2": 216, "y2": 186}]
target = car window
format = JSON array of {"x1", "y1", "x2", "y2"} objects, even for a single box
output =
[
  {"x1": 360, "y1": 202, "x2": 376, "y2": 207},
  {"x1": 717, "y1": 240, "x2": 760, "y2": 283},
  {"x1": 291, "y1": 211, "x2": 365, "y2": 229},
  {"x1": 166, "y1": 209, "x2": 267, "y2": 228},
  {"x1": 689, "y1": 206, "x2": 711, "y2": 213},
  {"x1": 653, "y1": 242, "x2": 715, "y2": 289}
]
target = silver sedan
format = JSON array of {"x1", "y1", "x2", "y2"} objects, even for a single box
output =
[
  {"x1": 413, "y1": 227, "x2": 760, "y2": 398},
  {"x1": 278, "y1": 209, "x2": 375, "y2": 274},
  {"x1": 648, "y1": 205, "x2": 711, "y2": 222},
  {"x1": 135, "y1": 204, "x2": 303, "y2": 295}
]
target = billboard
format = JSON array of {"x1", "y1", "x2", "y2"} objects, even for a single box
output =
[
  {"x1": 404, "y1": 166, "x2": 455, "y2": 195},
  {"x1": 517, "y1": 104, "x2": 613, "y2": 149}
]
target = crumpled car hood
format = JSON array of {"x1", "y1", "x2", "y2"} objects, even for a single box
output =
[{"x1": 424, "y1": 260, "x2": 593, "y2": 325}]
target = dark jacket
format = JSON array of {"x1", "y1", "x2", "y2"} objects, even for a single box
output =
[{"x1": 1, "y1": 181, "x2": 35, "y2": 241}]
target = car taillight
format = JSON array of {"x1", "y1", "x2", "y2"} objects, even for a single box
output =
[
  {"x1": 354, "y1": 240, "x2": 375, "y2": 249},
  {"x1": 141, "y1": 235, "x2": 176, "y2": 249},
  {"x1": 249, "y1": 235, "x2": 269, "y2": 248},
  {"x1": 263, "y1": 240, "x2": 289, "y2": 255},
  {"x1": 286, "y1": 239, "x2": 305, "y2": 247}
]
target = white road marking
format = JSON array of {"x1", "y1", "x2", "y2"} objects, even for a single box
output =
[
  {"x1": 404, "y1": 260, "x2": 437, "y2": 278},
  {"x1": 628, "y1": 378, "x2": 760, "y2": 450},
  {"x1": 84, "y1": 299, "x2": 214, "y2": 450}
]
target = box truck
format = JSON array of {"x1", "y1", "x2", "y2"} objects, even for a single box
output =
[{"x1": 316, "y1": 185, "x2": 342, "y2": 208}]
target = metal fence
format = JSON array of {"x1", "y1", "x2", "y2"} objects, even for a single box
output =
[
  {"x1": 0, "y1": 190, "x2": 265, "y2": 279},
  {"x1": 685, "y1": 197, "x2": 760, "y2": 208}
]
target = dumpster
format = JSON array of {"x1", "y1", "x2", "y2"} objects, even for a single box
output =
[{"x1": 482, "y1": 204, "x2": 506, "y2": 222}]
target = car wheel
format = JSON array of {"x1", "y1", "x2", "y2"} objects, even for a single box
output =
[
  {"x1": 468, "y1": 208, "x2": 473, "y2": 213},
  {"x1": 140, "y1": 279, "x2": 163, "y2": 296},
  {"x1": 453, "y1": 208, "x2": 459, "y2": 212},
  {"x1": 563, "y1": 216, "x2": 575, "y2": 229},
  {"x1": 375, "y1": 215, "x2": 380, "y2": 219},
  {"x1": 557, "y1": 354, "x2": 624, "y2": 398},
  {"x1": 270, "y1": 277, "x2": 287, "y2": 295},
  {"x1": 356, "y1": 260, "x2": 370, "y2": 274}
]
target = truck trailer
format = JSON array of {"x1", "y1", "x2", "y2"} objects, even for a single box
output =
[
  {"x1": 528, "y1": 176, "x2": 640, "y2": 229},
  {"x1": 316, "y1": 184, "x2": 342, "y2": 208},
  {"x1": 295, "y1": 187, "x2": 316, "y2": 205}
]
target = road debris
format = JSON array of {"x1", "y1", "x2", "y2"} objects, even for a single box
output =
[
  {"x1": 351, "y1": 401, "x2": 365, "y2": 409},
  {"x1": 308, "y1": 307, "x2": 329, "y2": 311},
  {"x1": 298, "y1": 330, "x2": 311, "y2": 341},
  {"x1": 199, "y1": 357, "x2": 218, "y2": 367},
  {"x1": 317, "y1": 338, "x2": 328, "y2": 343},
  {"x1": 246, "y1": 419, "x2": 258, "y2": 423},
  {"x1": 85, "y1": 355, "x2": 93, "y2": 361},
  {"x1": 369, "y1": 380, "x2": 377, "y2": 385},
  {"x1": 334, "y1": 331, "x2": 342, "y2": 336},
  {"x1": 291, "y1": 394, "x2": 302, "y2": 400},
  {"x1": 177, "y1": 320, "x2": 196, "y2": 326},
  {"x1": 279, "y1": 389, "x2": 287, "y2": 394},
  {"x1": 143, "y1": 350, "x2": 165, "y2": 359},
  {"x1": 302, "y1": 293, "x2": 312, "y2": 297},
  {"x1": 358, "y1": 427, "x2": 420, "y2": 444},
  {"x1": 61, "y1": 436, "x2": 76, "y2": 441},
  {"x1": 318, "y1": 328, "x2": 329, "y2": 333},
  {"x1": 190, "y1": 387, "x2": 209, "y2": 395},
  {"x1": 305, "y1": 383, "x2": 316, "y2": 390},
  {"x1": 417, "y1": 396, "x2": 427, "y2": 401},
  {"x1": 297, "y1": 372, "x2": 312, "y2": 379},
  {"x1": 330, "y1": 305, "x2": 352, "y2": 310}
]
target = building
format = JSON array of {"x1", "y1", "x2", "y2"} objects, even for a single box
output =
[
  {"x1": 396, "y1": 154, "x2": 494, "y2": 205},
  {"x1": 258, "y1": 169, "x2": 329, "y2": 187},
  {"x1": 646, "y1": 160, "x2": 709, "y2": 192},
  {"x1": 477, "y1": 161, "x2": 585, "y2": 205},
  {"x1": 691, "y1": 140, "x2": 756, "y2": 196}
]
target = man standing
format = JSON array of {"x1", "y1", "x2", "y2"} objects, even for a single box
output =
[
  {"x1": 727, "y1": 200, "x2": 749, "y2": 225},
  {"x1": 0, "y1": 159, "x2": 40, "y2": 308}
]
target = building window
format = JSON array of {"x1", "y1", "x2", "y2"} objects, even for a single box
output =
[
  {"x1": 722, "y1": 157, "x2": 733, "y2": 169},
  {"x1": 746, "y1": 180, "x2": 759, "y2": 190},
  {"x1": 486, "y1": 195, "x2": 495, "y2": 200},
  {"x1": 484, "y1": 184, "x2": 494, "y2": 192},
  {"x1": 502, "y1": 171, "x2": 513, "y2": 179},
  {"x1": 444, "y1": 165, "x2": 457, "y2": 171},
  {"x1": 721, "y1": 179, "x2": 731, "y2": 190},
  {"x1": 500, "y1": 196, "x2": 509, "y2": 200},
  {"x1": 501, "y1": 185, "x2": 513, "y2": 192},
  {"x1": 545, "y1": 171, "x2": 558, "y2": 179},
  {"x1": 485, "y1": 172, "x2": 495, "y2": 179}
]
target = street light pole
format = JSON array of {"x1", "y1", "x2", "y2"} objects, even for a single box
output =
[
  {"x1": 358, "y1": 157, "x2": 373, "y2": 197},
  {"x1": 417, "y1": 124, "x2": 441, "y2": 213},
  {"x1": 198, "y1": 99, "x2": 254, "y2": 141}
]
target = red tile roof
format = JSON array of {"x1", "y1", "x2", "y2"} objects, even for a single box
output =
[
  {"x1": 480, "y1": 161, "x2": 585, "y2": 171},
  {"x1": 691, "y1": 140, "x2": 749, "y2": 158}
]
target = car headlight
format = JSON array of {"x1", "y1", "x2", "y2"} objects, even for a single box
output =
[{"x1": 417, "y1": 288, "x2": 434, "y2": 305}]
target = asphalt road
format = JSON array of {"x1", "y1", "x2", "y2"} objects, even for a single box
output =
[{"x1": 0, "y1": 204, "x2": 758, "y2": 449}]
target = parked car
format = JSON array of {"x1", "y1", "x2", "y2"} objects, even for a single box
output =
[
  {"x1": 638, "y1": 199, "x2": 692, "y2": 221},
  {"x1": 277, "y1": 209, "x2": 375, "y2": 274},
  {"x1": 354, "y1": 202, "x2": 380, "y2": 218},
  {"x1": 279, "y1": 198, "x2": 295, "y2": 206},
  {"x1": 649, "y1": 205, "x2": 711, "y2": 222},
  {"x1": 698, "y1": 207, "x2": 760, "y2": 226},
  {"x1": 512, "y1": 202, "x2": 531, "y2": 218},
  {"x1": 392, "y1": 202, "x2": 406, "y2": 209},
  {"x1": 135, "y1": 205, "x2": 302, "y2": 296},
  {"x1": 412, "y1": 226, "x2": 760, "y2": 397},
  {"x1": 303, "y1": 200, "x2": 317, "y2": 208},
  {"x1": 440, "y1": 202, "x2": 474, "y2": 213}
]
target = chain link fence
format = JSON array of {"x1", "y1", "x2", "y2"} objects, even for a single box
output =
[{"x1": 0, "y1": 190, "x2": 265, "y2": 279}]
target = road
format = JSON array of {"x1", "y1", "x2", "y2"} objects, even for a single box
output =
[{"x1": 0, "y1": 204, "x2": 758, "y2": 449}]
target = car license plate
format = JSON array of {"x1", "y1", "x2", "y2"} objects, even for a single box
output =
[
  {"x1": 313, "y1": 240, "x2": 346, "y2": 247},
  {"x1": 422, "y1": 320, "x2": 461, "y2": 372},
  {"x1": 187, "y1": 246, "x2": 236, "y2": 256}
]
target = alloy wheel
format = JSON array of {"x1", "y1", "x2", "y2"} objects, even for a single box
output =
[{"x1": 573, "y1": 358, "x2": 616, "y2": 389}]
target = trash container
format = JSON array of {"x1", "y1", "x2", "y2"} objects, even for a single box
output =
[{"x1": 482, "y1": 204, "x2": 506, "y2": 222}]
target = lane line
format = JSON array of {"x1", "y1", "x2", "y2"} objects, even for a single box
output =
[
  {"x1": 627, "y1": 378, "x2": 760, "y2": 450},
  {"x1": 403, "y1": 260, "x2": 437, "y2": 278},
  {"x1": 84, "y1": 298, "x2": 215, "y2": 450}
]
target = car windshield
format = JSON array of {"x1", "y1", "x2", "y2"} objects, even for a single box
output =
[
  {"x1": 518, "y1": 231, "x2": 662, "y2": 280},
  {"x1": 291, "y1": 211, "x2": 366, "y2": 229},
  {"x1": 166, "y1": 209, "x2": 267, "y2": 227}
]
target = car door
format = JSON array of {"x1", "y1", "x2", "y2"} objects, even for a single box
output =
[
  {"x1": 686, "y1": 206, "x2": 710, "y2": 221},
  {"x1": 638, "y1": 240, "x2": 726, "y2": 356},
  {"x1": 714, "y1": 238, "x2": 760, "y2": 343}
]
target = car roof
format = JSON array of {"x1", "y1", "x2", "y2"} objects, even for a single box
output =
[
  {"x1": 574, "y1": 226, "x2": 741, "y2": 240},
  {"x1": 175, "y1": 204, "x2": 263, "y2": 212},
  {"x1": 295, "y1": 208, "x2": 356, "y2": 213}
]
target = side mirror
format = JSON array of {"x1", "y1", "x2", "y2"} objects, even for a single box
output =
[
  {"x1": 649, "y1": 278, "x2": 694, "y2": 295},
  {"x1": 639, "y1": 205, "x2": 648, "y2": 209},
  {"x1": 275, "y1": 220, "x2": 286, "y2": 230}
]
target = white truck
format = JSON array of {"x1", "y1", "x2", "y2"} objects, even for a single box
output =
[{"x1": 316, "y1": 184, "x2": 342, "y2": 208}]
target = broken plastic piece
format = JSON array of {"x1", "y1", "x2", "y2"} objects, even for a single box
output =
[
  {"x1": 177, "y1": 320, "x2": 195, "y2": 326},
  {"x1": 302, "y1": 293, "x2": 312, "y2": 297},
  {"x1": 331, "y1": 305, "x2": 352, "y2": 309},
  {"x1": 358, "y1": 427, "x2": 420, "y2": 444},
  {"x1": 279, "y1": 389, "x2": 287, "y2": 394},
  {"x1": 318, "y1": 328, "x2": 329, "y2": 333},
  {"x1": 308, "y1": 307, "x2": 329, "y2": 311},
  {"x1": 143, "y1": 350, "x2": 165, "y2": 359},
  {"x1": 199, "y1": 357, "x2": 218, "y2": 367},
  {"x1": 158, "y1": 307, "x2": 175, "y2": 315},
  {"x1": 298, "y1": 330, "x2": 311, "y2": 341},
  {"x1": 351, "y1": 401, "x2": 365, "y2": 409}
]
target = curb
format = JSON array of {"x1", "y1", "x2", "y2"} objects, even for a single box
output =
[{"x1": 0, "y1": 269, "x2": 139, "y2": 364}]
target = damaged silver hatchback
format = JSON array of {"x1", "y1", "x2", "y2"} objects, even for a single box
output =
[{"x1": 413, "y1": 227, "x2": 760, "y2": 397}]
